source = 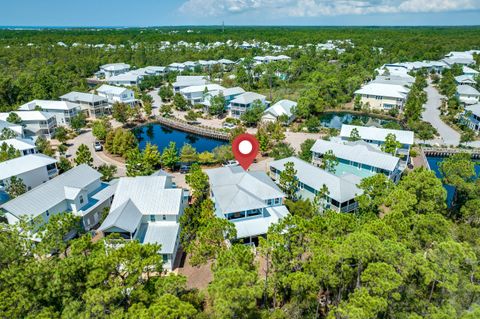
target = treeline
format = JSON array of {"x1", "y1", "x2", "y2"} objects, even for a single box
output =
[
  {"x1": 1, "y1": 27, "x2": 480, "y2": 112},
  {"x1": 2, "y1": 154, "x2": 480, "y2": 318}
]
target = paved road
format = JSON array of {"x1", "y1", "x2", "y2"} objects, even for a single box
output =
[
  {"x1": 421, "y1": 83, "x2": 461, "y2": 146},
  {"x1": 148, "y1": 89, "x2": 162, "y2": 116},
  {"x1": 68, "y1": 128, "x2": 126, "y2": 177}
]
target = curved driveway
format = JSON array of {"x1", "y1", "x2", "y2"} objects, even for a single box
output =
[{"x1": 421, "y1": 83, "x2": 460, "y2": 146}]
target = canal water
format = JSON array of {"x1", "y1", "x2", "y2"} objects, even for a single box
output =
[
  {"x1": 133, "y1": 123, "x2": 227, "y2": 153},
  {"x1": 426, "y1": 156, "x2": 480, "y2": 206},
  {"x1": 319, "y1": 112, "x2": 396, "y2": 129}
]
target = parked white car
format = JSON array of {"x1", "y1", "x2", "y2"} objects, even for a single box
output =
[{"x1": 223, "y1": 160, "x2": 239, "y2": 167}]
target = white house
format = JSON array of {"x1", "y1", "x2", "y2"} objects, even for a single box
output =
[
  {"x1": 456, "y1": 85, "x2": 480, "y2": 105},
  {"x1": 0, "y1": 154, "x2": 58, "y2": 192},
  {"x1": 0, "y1": 120, "x2": 23, "y2": 138},
  {"x1": 354, "y1": 82, "x2": 410, "y2": 111},
  {"x1": 372, "y1": 75, "x2": 415, "y2": 87},
  {"x1": 18, "y1": 100, "x2": 81, "y2": 126},
  {"x1": 168, "y1": 62, "x2": 186, "y2": 72},
  {"x1": 179, "y1": 84, "x2": 225, "y2": 105},
  {"x1": 60, "y1": 91, "x2": 109, "y2": 118},
  {"x1": 98, "y1": 175, "x2": 187, "y2": 270},
  {"x1": 1, "y1": 138, "x2": 37, "y2": 156},
  {"x1": 463, "y1": 66, "x2": 479, "y2": 77},
  {"x1": 98, "y1": 63, "x2": 131, "y2": 79},
  {"x1": 173, "y1": 76, "x2": 208, "y2": 93},
  {"x1": 229, "y1": 92, "x2": 268, "y2": 118},
  {"x1": 463, "y1": 103, "x2": 480, "y2": 132},
  {"x1": 339, "y1": 125, "x2": 414, "y2": 163},
  {"x1": 269, "y1": 157, "x2": 361, "y2": 213},
  {"x1": 206, "y1": 166, "x2": 289, "y2": 245},
  {"x1": 310, "y1": 139, "x2": 404, "y2": 183},
  {"x1": 455, "y1": 75, "x2": 477, "y2": 86},
  {"x1": 262, "y1": 99, "x2": 297, "y2": 124},
  {"x1": 96, "y1": 85, "x2": 137, "y2": 106},
  {"x1": 107, "y1": 72, "x2": 144, "y2": 86},
  {"x1": 0, "y1": 111, "x2": 57, "y2": 138},
  {"x1": 0, "y1": 164, "x2": 116, "y2": 231},
  {"x1": 442, "y1": 51, "x2": 476, "y2": 66}
]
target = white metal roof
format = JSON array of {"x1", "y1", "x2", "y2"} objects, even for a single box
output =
[
  {"x1": 60, "y1": 91, "x2": 107, "y2": 103},
  {"x1": 0, "y1": 120, "x2": 23, "y2": 136},
  {"x1": 180, "y1": 84, "x2": 225, "y2": 94},
  {"x1": 139, "y1": 222, "x2": 180, "y2": 254},
  {"x1": 0, "y1": 153, "x2": 56, "y2": 180},
  {"x1": 269, "y1": 157, "x2": 362, "y2": 203},
  {"x1": 463, "y1": 66, "x2": 479, "y2": 74},
  {"x1": 340, "y1": 124, "x2": 414, "y2": 146},
  {"x1": 0, "y1": 111, "x2": 54, "y2": 122},
  {"x1": 99, "y1": 199, "x2": 143, "y2": 233},
  {"x1": 0, "y1": 164, "x2": 101, "y2": 219},
  {"x1": 457, "y1": 85, "x2": 480, "y2": 96},
  {"x1": 233, "y1": 205, "x2": 289, "y2": 239},
  {"x1": 465, "y1": 103, "x2": 480, "y2": 117},
  {"x1": 355, "y1": 82, "x2": 409, "y2": 99},
  {"x1": 19, "y1": 100, "x2": 80, "y2": 111},
  {"x1": 263, "y1": 99, "x2": 297, "y2": 118},
  {"x1": 1, "y1": 138, "x2": 36, "y2": 152},
  {"x1": 311, "y1": 139, "x2": 399, "y2": 172},
  {"x1": 97, "y1": 84, "x2": 131, "y2": 95},
  {"x1": 455, "y1": 75, "x2": 476, "y2": 84},
  {"x1": 206, "y1": 166, "x2": 284, "y2": 214},
  {"x1": 230, "y1": 92, "x2": 266, "y2": 105},
  {"x1": 100, "y1": 63, "x2": 130, "y2": 71},
  {"x1": 109, "y1": 176, "x2": 183, "y2": 216}
]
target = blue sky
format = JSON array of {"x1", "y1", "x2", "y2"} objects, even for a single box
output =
[{"x1": 1, "y1": 0, "x2": 480, "y2": 26}]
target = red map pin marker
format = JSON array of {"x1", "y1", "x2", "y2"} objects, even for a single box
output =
[{"x1": 232, "y1": 133, "x2": 259, "y2": 171}]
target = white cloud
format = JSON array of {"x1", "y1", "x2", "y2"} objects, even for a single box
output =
[{"x1": 179, "y1": 0, "x2": 480, "y2": 17}]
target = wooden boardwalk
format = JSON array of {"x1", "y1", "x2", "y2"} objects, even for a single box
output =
[
  {"x1": 156, "y1": 116, "x2": 230, "y2": 141},
  {"x1": 422, "y1": 147, "x2": 480, "y2": 159}
]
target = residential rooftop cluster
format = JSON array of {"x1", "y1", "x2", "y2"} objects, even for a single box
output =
[{"x1": 355, "y1": 50, "x2": 479, "y2": 112}]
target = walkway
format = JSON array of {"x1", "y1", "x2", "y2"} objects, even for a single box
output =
[
  {"x1": 421, "y1": 82, "x2": 460, "y2": 146},
  {"x1": 68, "y1": 126, "x2": 126, "y2": 177}
]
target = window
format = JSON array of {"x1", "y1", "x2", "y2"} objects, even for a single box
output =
[
  {"x1": 162, "y1": 215, "x2": 166, "y2": 220},
  {"x1": 46, "y1": 211, "x2": 49, "y2": 217},
  {"x1": 79, "y1": 196, "x2": 84, "y2": 205},
  {"x1": 150, "y1": 215, "x2": 156, "y2": 222},
  {"x1": 274, "y1": 198, "x2": 281, "y2": 205}
]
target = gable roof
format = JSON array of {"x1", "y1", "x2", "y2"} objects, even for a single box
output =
[
  {"x1": 230, "y1": 92, "x2": 266, "y2": 105},
  {"x1": 109, "y1": 176, "x2": 183, "y2": 215},
  {"x1": 97, "y1": 84, "x2": 130, "y2": 95},
  {"x1": 269, "y1": 157, "x2": 362, "y2": 203},
  {"x1": 311, "y1": 139, "x2": 400, "y2": 172},
  {"x1": 0, "y1": 154, "x2": 56, "y2": 181},
  {"x1": 0, "y1": 120, "x2": 23, "y2": 136},
  {"x1": 455, "y1": 75, "x2": 476, "y2": 84},
  {"x1": 60, "y1": 91, "x2": 107, "y2": 103},
  {"x1": 457, "y1": 85, "x2": 480, "y2": 96},
  {"x1": 0, "y1": 111, "x2": 54, "y2": 122},
  {"x1": 100, "y1": 63, "x2": 130, "y2": 71},
  {"x1": 355, "y1": 82, "x2": 409, "y2": 99},
  {"x1": 19, "y1": 100, "x2": 80, "y2": 111},
  {"x1": 206, "y1": 166, "x2": 284, "y2": 214},
  {"x1": 263, "y1": 99, "x2": 297, "y2": 118},
  {"x1": 340, "y1": 124, "x2": 414, "y2": 145},
  {"x1": 466, "y1": 101, "x2": 480, "y2": 116},
  {"x1": 0, "y1": 164, "x2": 101, "y2": 219},
  {"x1": 99, "y1": 199, "x2": 143, "y2": 233},
  {"x1": 1, "y1": 138, "x2": 36, "y2": 152}
]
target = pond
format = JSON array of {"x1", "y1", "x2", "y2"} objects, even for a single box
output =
[
  {"x1": 133, "y1": 123, "x2": 227, "y2": 153},
  {"x1": 427, "y1": 156, "x2": 480, "y2": 207},
  {"x1": 319, "y1": 112, "x2": 397, "y2": 129}
]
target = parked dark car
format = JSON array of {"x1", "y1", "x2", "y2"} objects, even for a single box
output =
[{"x1": 180, "y1": 164, "x2": 191, "y2": 174}]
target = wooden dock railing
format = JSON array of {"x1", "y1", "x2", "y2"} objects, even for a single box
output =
[{"x1": 156, "y1": 116, "x2": 230, "y2": 141}]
